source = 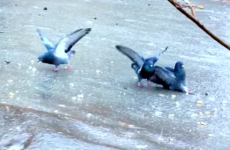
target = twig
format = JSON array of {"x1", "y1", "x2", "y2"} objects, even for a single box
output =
[
  {"x1": 168, "y1": 0, "x2": 230, "y2": 51},
  {"x1": 187, "y1": 5, "x2": 195, "y2": 17},
  {"x1": 181, "y1": 4, "x2": 197, "y2": 17}
]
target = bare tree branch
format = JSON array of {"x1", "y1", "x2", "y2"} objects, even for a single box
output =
[{"x1": 168, "y1": 0, "x2": 230, "y2": 51}]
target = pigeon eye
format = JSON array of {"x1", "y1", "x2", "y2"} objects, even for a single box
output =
[{"x1": 145, "y1": 65, "x2": 154, "y2": 71}]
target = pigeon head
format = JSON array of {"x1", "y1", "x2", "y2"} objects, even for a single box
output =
[
  {"x1": 38, "y1": 53, "x2": 45, "y2": 62},
  {"x1": 143, "y1": 58, "x2": 157, "y2": 72},
  {"x1": 174, "y1": 61, "x2": 186, "y2": 79},
  {"x1": 174, "y1": 61, "x2": 184, "y2": 70},
  {"x1": 37, "y1": 52, "x2": 56, "y2": 64}
]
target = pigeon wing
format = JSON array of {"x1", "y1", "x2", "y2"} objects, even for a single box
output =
[
  {"x1": 115, "y1": 45, "x2": 145, "y2": 68},
  {"x1": 150, "y1": 66, "x2": 176, "y2": 88},
  {"x1": 165, "y1": 67, "x2": 174, "y2": 72},
  {"x1": 55, "y1": 28, "x2": 91, "y2": 56},
  {"x1": 145, "y1": 46, "x2": 169, "y2": 64},
  {"x1": 36, "y1": 28, "x2": 55, "y2": 50}
]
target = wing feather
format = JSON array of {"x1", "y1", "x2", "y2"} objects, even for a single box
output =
[
  {"x1": 54, "y1": 28, "x2": 91, "y2": 58},
  {"x1": 115, "y1": 45, "x2": 144, "y2": 68},
  {"x1": 36, "y1": 28, "x2": 55, "y2": 50}
]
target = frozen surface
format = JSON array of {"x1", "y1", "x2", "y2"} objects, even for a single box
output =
[{"x1": 0, "y1": 0, "x2": 230, "y2": 149}]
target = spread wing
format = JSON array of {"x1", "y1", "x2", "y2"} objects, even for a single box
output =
[
  {"x1": 54, "y1": 28, "x2": 91, "y2": 57},
  {"x1": 115, "y1": 45, "x2": 145, "y2": 68},
  {"x1": 145, "y1": 46, "x2": 169, "y2": 64},
  {"x1": 36, "y1": 28, "x2": 55, "y2": 50}
]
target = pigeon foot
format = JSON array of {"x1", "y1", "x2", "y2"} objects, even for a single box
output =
[
  {"x1": 66, "y1": 65, "x2": 71, "y2": 70},
  {"x1": 137, "y1": 82, "x2": 144, "y2": 88},
  {"x1": 186, "y1": 88, "x2": 193, "y2": 95},
  {"x1": 52, "y1": 68, "x2": 58, "y2": 72}
]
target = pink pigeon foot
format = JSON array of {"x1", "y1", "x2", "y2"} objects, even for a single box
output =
[
  {"x1": 188, "y1": 88, "x2": 193, "y2": 94},
  {"x1": 186, "y1": 88, "x2": 193, "y2": 95},
  {"x1": 66, "y1": 65, "x2": 71, "y2": 70},
  {"x1": 137, "y1": 82, "x2": 144, "y2": 88},
  {"x1": 52, "y1": 68, "x2": 58, "y2": 72}
]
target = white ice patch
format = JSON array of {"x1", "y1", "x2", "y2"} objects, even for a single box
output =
[
  {"x1": 175, "y1": 101, "x2": 180, "y2": 107},
  {"x1": 86, "y1": 20, "x2": 93, "y2": 25},
  {"x1": 58, "y1": 104, "x2": 66, "y2": 108},
  {"x1": 136, "y1": 145, "x2": 148, "y2": 149},
  {"x1": 155, "y1": 111, "x2": 162, "y2": 117},
  {"x1": 168, "y1": 114, "x2": 175, "y2": 119},
  {"x1": 69, "y1": 83, "x2": 75, "y2": 88},
  {"x1": 171, "y1": 95, "x2": 176, "y2": 99}
]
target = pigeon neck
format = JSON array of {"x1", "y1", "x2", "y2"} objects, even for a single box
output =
[
  {"x1": 174, "y1": 64, "x2": 186, "y2": 81},
  {"x1": 175, "y1": 69, "x2": 186, "y2": 81}
]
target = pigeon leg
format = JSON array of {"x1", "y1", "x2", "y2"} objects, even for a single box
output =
[
  {"x1": 137, "y1": 82, "x2": 144, "y2": 88},
  {"x1": 65, "y1": 62, "x2": 71, "y2": 70},
  {"x1": 52, "y1": 68, "x2": 58, "y2": 72},
  {"x1": 183, "y1": 86, "x2": 192, "y2": 95},
  {"x1": 52, "y1": 65, "x2": 59, "y2": 72},
  {"x1": 187, "y1": 88, "x2": 193, "y2": 95},
  {"x1": 137, "y1": 76, "x2": 144, "y2": 88}
]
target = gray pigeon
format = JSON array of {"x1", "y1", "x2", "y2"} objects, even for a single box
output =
[
  {"x1": 36, "y1": 28, "x2": 91, "y2": 72},
  {"x1": 115, "y1": 45, "x2": 168, "y2": 88},
  {"x1": 149, "y1": 61, "x2": 190, "y2": 94}
]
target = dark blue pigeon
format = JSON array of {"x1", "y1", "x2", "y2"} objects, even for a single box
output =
[
  {"x1": 115, "y1": 45, "x2": 168, "y2": 88},
  {"x1": 36, "y1": 28, "x2": 91, "y2": 72},
  {"x1": 149, "y1": 61, "x2": 190, "y2": 94}
]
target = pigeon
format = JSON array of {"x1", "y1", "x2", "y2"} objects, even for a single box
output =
[
  {"x1": 149, "y1": 61, "x2": 189, "y2": 94},
  {"x1": 36, "y1": 28, "x2": 91, "y2": 72},
  {"x1": 115, "y1": 45, "x2": 168, "y2": 88}
]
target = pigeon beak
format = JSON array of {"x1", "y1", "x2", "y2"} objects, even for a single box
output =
[
  {"x1": 37, "y1": 60, "x2": 40, "y2": 62},
  {"x1": 182, "y1": 65, "x2": 184, "y2": 68}
]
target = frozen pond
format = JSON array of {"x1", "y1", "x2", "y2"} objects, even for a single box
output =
[{"x1": 0, "y1": 0, "x2": 230, "y2": 149}]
